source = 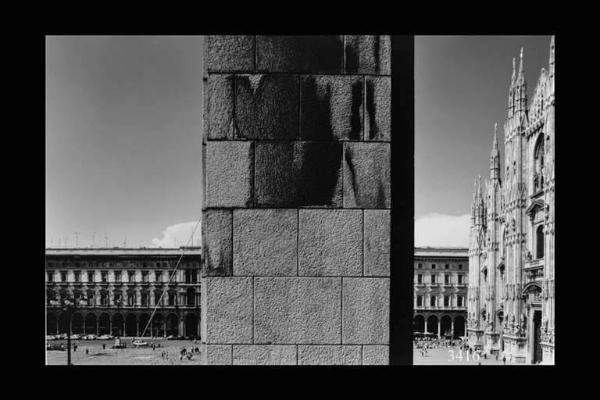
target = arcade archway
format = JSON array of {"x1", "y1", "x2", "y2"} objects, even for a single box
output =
[
  {"x1": 98, "y1": 313, "x2": 110, "y2": 335},
  {"x1": 454, "y1": 315, "x2": 466, "y2": 338},
  {"x1": 85, "y1": 313, "x2": 97, "y2": 335},
  {"x1": 47, "y1": 313, "x2": 57, "y2": 335},
  {"x1": 112, "y1": 314, "x2": 124, "y2": 337},
  {"x1": 185, "y1": 314, "x2": 198, "y2": 338},
  {"x1": 166, "y1": 314, "x2": 178, "y2": 337},
  {"x1": 413, "y1": 315, "x2": 424, "y2": 334},
  {"x1": 426, "y1": 315, "x2": 438, "y2": 336},
  {"x1": 125, "y1": 314, "x2": 137, "y2": 337},
  {"x1": 71, "y1": 313, "x2": 84, "y2": 334}
]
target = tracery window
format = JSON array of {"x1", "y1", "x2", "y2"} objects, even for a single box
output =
[
  {"x1": 534, "y1": 136, "x2": 545, "y2": 192},
  {"x1": 536, "y1": 225, "x2": 544, "y2": 259}
]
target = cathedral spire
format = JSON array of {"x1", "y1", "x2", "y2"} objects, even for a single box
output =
[
  {"x1": 490, "y1": 123, "x2": 500, "y2": 182},
  {"x1": 514, "y1": 47, "x2": 528, "y2": 119},
  {"x1": 549, "y1": 36, "x2": 555, "y2": 79}
]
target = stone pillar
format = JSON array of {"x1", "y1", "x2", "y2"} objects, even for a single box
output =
[
  {"x1": 451, "y1": 321, "x2": 455, "y2": 338},
  {"x1": 201, "y1": 35, "x2": 391, "y2": 365},
  {"x1": 437, "y1": 319, "x2": 441, "y2": 339},
  {"x1": 424, "y1": 319, "x2": 428, "y2": 334}
]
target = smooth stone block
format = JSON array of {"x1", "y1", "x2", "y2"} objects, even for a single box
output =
[
  {"x1": 202, "y1": 344, "x2": 233, "y2": 365},
  {"x1": 344, "y1": 35, "x2": 391, "y2": 75},
  {"x1": 343, "y1": 142, "x2": 391, "y2": 208},
  {"x1": 206, "y1": 35, "x2": 255, "y2": 72},
  {"x1": 365, "y1": 76, "x2": 391, "y2": 141},
  {"x1": 342, "y1": 278, "x2": 390, "y2": 344},
  {"x1": 362, "y1": 345, "x2": 389, "y2": 365},
  {"x1": 233, "y1": 345, "x2": 297, "y2": 365},
  {"x1": 204, "y1": 277, "x2": 253, "y2": 344},
  {"x1": 300, "y1": 75, "x2": 363, "y2": 141},
  {"x1": 298, "y1": 345, "x2": 361, "y2": 365},
  {"x1": 205, "y1": 141, "x2": 253, "y2": 208},
  {"x1": 364, "y1": 210, "x2": 390, "y2": 276},
  {"x1": 233, "y1": 209, "x2": 297, "y2": 276},
  {"x1": 203, "y1": 209, "x2": 232, "y2": 276},
  {"x1": 299, "y1": 209, "x2": 362, "y2": 276},
  {"x1": 206, "y1": 74, "x2": 234, "y2": 140},
  {"x1": 254, "y1": 277, "x2": 341, "y2": 344}
]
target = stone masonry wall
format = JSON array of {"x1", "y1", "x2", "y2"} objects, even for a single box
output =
[{"x1": 201, "y1": 35, "x2": 391, "y2": 365}]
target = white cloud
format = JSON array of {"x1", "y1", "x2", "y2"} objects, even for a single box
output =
[
  {"x1": 415, "y1": 213, "x2": 470, "y2": 248},
  {"x1": 151, "y1": 221, "x2": 201, "y2": 248}
]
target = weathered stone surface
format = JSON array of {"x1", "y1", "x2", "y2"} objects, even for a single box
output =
[
  {"x1": 254, "y1": 277, "x2": 341, "y2": 344},
  {"x1": 206, "y1": 35, "x2": 255, "y2": 72},
  {"x1": 343, "y1": 142, "x2": 391, "y2": 208},
  {"x1": 205, "y1": 141, "x2": 253, "y2": 208},
  {"x1": 342, "y1": 278, "x2": 389, "y2": 344},
  {"x1": 298, "y1": 345, "x2": 361, "y2": 365},
  {"x1": 203, "y1": 209, "x2": 232, "y2": 276},
  {"x1": 202, "y1": 344, "x2": 233, "y2": 365},
  {"x1": 254, "y1": 142, "x2": 342, "y2": 207},
  {"x1": 235, "y1": 74, "x2": 299, "y2": 140},
  {"x1": 233, "y1": 209, "x2": 297, "y2": 276},
  {"x1": 300, "y1": 75, "x2": 363, "y2": 141},
  {"x1": 299, "y1": 209, "x2": 362, "y2": 276},
  {"x1": 257, "y1": 36, "x2": 343, "y2": 73},
  {"x1": 206, "y1": 75, "x2": 234, "y2": 140},
  {"x1": 344, "y1": 35, "x2": 391, "y2": 75},
  {"x1": 364, "y1": 210, "x2": 390, "y2": 276},
  {"x1": 362, "y1": 345, "x2": 389, "y2": 365},
  {"x1": 204, "y1": 277, "x2": 253, "y2": 343},
  {"x1": 365, "y1": 76, "x2": 391, "y2": 141},
  {"x1": 233, "y1": 345, "x2": 297, "y2": 365}
]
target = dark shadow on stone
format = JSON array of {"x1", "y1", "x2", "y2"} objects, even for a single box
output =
[
  {"x1": 255, "y1": 143, "x2": 297, "y2": 207},
  {"x1": 301, "y1": 76, "x2": 334, "y2": 140},
  {"x1": 345, "y1": 39, "x2": 359, "y2": 74},
  {"x1": 297, "y1": 142, "x2": 342, "y2": 207},
  {"x1": 350, "y1": 80, "x2": 363, "y2": 140},
  {"x1": 345, "y1": 145, "x2": 358, "y2": 204},
  {"x1": 366, "y1": 79, "x2": 378, "y2": 140},
  {"x1": 374, "y1": 36, "x2": 381, "y2": 74}
]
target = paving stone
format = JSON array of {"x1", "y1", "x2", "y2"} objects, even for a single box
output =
[
  {"x1": 233, "y1": 345, "x2": 297, "y2": 365},
  {"x1": 205, "y1": 141, "x2": 253, "y2": 208},
  {"x1": 298, "y1": 209, "x2": 362, "y2": 276},
  {"x1": 362, "y1": 345, "x2": 389, "y2": 365},
  {"x1": 298, "y1": 345, "x2": 361, "y2": 365},
  {"x1": 257, "y1": 35, "x2": 343, "y2": 73},
  {"x1": 344, "y1": 35, "x2": 391, "y2": 75},
  {"x1": 254, "y1": 142, "x2": 342, "y2": 207},
  {"x1": 206, "y1": 35, "x2": 255, "y2": 72},
  {"x1": 343, "y1": 142, "x2": 391, "y2": 208},
  {"x1": 342, "y1": 278, "x2": 390, "y2": 344},
  {"x1": 364, "y1": 210, "x2": 390, "y2": 276},
  {"x1": 203, "y1": 209, "x2": 232, "y2": 276},
  {"x1": 235, "y1": 74, "x2": 299, "y2": 140},
  {"x1": 204, "y1": 277, "x2": 253, "y2": 344},
  {"x1": 300, "y1": 75, "x2": 363, "y2": 141},
  {"x1": 202, "y1": 344, "x2": 233, "y2": 365},
  {"x1": 254, "y1": 277, "x2": 341, "y2": 344},
  {"x1": 233, "y1": 209, "x2": 297, "y2": 276},
  {"x1": 365, "y1": 76, "x2": 391, "y2": 141},
  {"x1": 206, "y1": 75, "x2": 234, "y2": 139}
]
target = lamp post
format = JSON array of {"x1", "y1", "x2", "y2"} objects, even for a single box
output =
[{"x1": 61, "y1": 298, "x2": 74, "y2": 366}]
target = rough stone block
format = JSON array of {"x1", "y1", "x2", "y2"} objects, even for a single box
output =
[
  {"x1": 206, "y1": 35, "x2": 255, "y2": 72},
  {"x1": 202, "y1": 344, "x2": 233, "y2": 365},
  {"x1": 206, "y1": 75, "x2": 234, "y2": 140},
  {"x1": 364, "y1": 210, "x2": 390, "y2": 276},
  {"x1": 343, "y1": 142, "x2": 391, "y2": 208},
  {"x1": 254, "y1": 142, "x2": 342, "y2": 207},
  {"x1": 362, "y1": 345, "x2": 389, "y2": 365},
  {"x1": 344, "y1": 35, "x2": 391, "y2": 75},
  {"x1": 342, "y1": 278, "x2": 389, "y2": 344},
  {"x1": 205, "y1": 141, "x2": 253, "y2": 208},
  {"x1": 204, "y1": 277, "x2": 253, "y2": 343},
  {"x1": 235, "y1": 74, "x2": 299, "y2": 140},
  {"x1": 202, "y1": 209, "x2": 232, "y2": 276},
  {"x1": 233, "y1": 345, "x2": 297, "y2": 365},
  {"x1": 298, "y1": 345, "x2": 361, "y2": 365},
  {"x1": 254, "y1": 277, "x2": 341, "y2": 344},
  {"x1": 233, "y1": 209, "x2": 297, "y2": 276},
  {"x1": 365, "y1": 76, "x2": 391, "y2": 141},
  {"x1": 300, "y1": 75, "x2": 363, "y2": 141},
  {"x1": 257, "y1": 35, "x2": 344, "y2": 73},
  {"x1": 299, "y1": 209, "x2": 362, "y2": 276}
]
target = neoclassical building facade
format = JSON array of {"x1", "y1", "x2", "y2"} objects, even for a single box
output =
[
  {"x1": 467, "y1": 37, "x2": 555, "y2": 364},
  {"x1": 413, "y1": 247, "x2": 468, "y2": 340},
  {"x1": 45, "y1": 247, "x2": 201, "y2": 338}
]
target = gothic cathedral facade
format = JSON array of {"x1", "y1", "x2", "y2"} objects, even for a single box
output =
[{"x1": 467, "y1": 37, "x2": 555, "y2": 365}]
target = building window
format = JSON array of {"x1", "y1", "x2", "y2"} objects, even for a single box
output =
[
  {"x1": 128, "y1": 271, "x2": 135, "y2": 282},
  {"x1": 431, "y1": 275, "x2": 436, "y2": 284},
  {"x1": 74, "y1": 271, "x2": 80, "y2": 282},
  {"x1": 534, "y1": 136, "x2": 545, "y2": 192},
  {"x1": 458, "y1": 275, "x2": 463, "y2": 284},
  {"x1": 444, "y1": 296, "x2": 450, "y2": 307},
  {"x1": 417, "y1": 274, "x2": 423, "y2": 284},
  {"x1": 431, "y1": 264, "x2": 436, "y2": 269},
  {"x1": 128, "y1": 292, "x2": 135, "y2": 306},
  {"x1": 458, "y1": 264, "x2": 463, "y2": 270},
  {"x1": 60, "y1": 271, "x2": 67, "y2": 282},
  {"x1": 141, "y1": 292, "x2": 149, "y2": 306},
  {"x1": 155, "y1": 271, "x2": 162, "y2": 283},
  {"x1": 47, "y1": 271, "x2": 53, "y2": 282},
  {"x1": 457, "y1": 296, "x2": 464, "y2": 307},
  {"x1": 168, "y1": 292, "x2": 176, "y2": 306},
  {"x1": 142, "y1": 271, "x2": 149, "y2": 283},
  {"x1": 445, "y1": 264, "x2": 449, "y2": 269},
  {"x1": 101, "y1": 271, "x2": 108, "y2": 283},
  {"x1": 88, "y1": 272, "x2": 94, "y2": 283},
  {"x1": 101, "y1": 292, "x2": 109, "y2": 306},
  {"x1": 417, "y1": 295, "x2": 423, "y2": 307},
  {"x1": 430, "y1": 296, "x2": 436, "y2": 307},
  {"x1": 444, "y1": 274, "x2": 450, "y2": 284},
  {"x1": 114, "y1": 271, "x2": 122, "y2": 283},
  {"x1": 536, "y1": 225, "x2": 544, "y2": 259},
  {"x1": 417, "y1": 263, "x2": 423, "y2": 269},
  {"x1": 114, "y1": 293, "x2": 122, "y2": 306}
]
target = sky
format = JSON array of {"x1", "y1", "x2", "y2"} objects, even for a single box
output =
[
  {"x1": 414, "y1": 35, "x2": 553, "y2": 247},
  {"x1": 46, "y1": 36, "x2": 204, "y2": 248},
  {"x1": 45, "y1": 35, "x2": 553, "y2": 249}
]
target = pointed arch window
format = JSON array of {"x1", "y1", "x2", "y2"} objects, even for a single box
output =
[
  {"x1": 534, "y1": 136, "x2": 545, "y2": 192},
  {"x1": 536, "y1": 225, "x2": 544, "y2": 259}
]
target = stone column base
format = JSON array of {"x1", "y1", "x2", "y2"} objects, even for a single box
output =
[
  {"x1": 467, "y1": 328, "x2": 484, "y2": 349},
  {"x1": 484, "y1": 332, "x2": 501, "y2": 356},
  {"x1": 541, "y1": 343, "x2": 555, "y2": 365},
  {"x1": 501, "y1": 335, "x2": 528, "y2": 364}
]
